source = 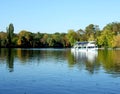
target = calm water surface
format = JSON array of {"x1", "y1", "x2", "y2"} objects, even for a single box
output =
[{"x1": 0, "y1": 48, "x2": 120, "y2": 94}]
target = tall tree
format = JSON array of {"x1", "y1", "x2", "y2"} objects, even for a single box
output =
[
  {"x1": 76, "y1": 29, "x2": 86, "y2": 41},
  {"x1": 85, "y1": 24, "x2": 95, "y2": 39},
  {"x1": 7, "y1": 23, "x2": 14, "y2": 47},
  {"x1": 85, "y1": 24, "x2": 100, "y2": 41}
]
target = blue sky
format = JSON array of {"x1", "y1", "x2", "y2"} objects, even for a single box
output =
[{"x1": 0, "y1": 0, "x2": 120, "y2": 33}]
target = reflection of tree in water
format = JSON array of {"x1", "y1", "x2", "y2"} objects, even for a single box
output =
[
  {"x1": 70, "y1": 50, "x2": 120, "y2": 76},
  {"x1": 17, "y1": 48, "x2": 34, "y2": 63},
  {"x1": 17, "y1": 48, "x2": 70, "y2": 64},
  {"x1": 85, "y1": 60, "x2": 100, "y2": 74},
  {"x1": 6, "y1": 48, "x2": 14, "y2": 72},
  {"x1": 1, "y1": 48, "x2": 120, "y2": 76},
  {"x1": 98, "y1": 50, "x2": 120, "y2": 77},
  {"x1": 0, "y1": 48, "x2": 14, "y2": 72},
  {"x1": 67, "y1": 51, "x2": 77, "y2": 67}
]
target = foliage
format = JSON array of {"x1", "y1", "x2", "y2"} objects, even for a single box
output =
[
  {"x1": 67, "y1": 29, "x2": 78, "y2": 46},
  {"x1": 112, "y1": 35, "x2": 120, "y2": 48},
  {"x1": 0, "y1": 32, "x2": 7, "y2": 47},
  {"x1": 6, "y1": 23, "x2": 14, "y2": 47},
  {"x1": 0, "y1": 22, "x2": 120, "y2": 48},
  {"x1": 103, "y1": 22, "x2": 120, "y2": 35},
  {"x1": 85, "y1": 24, "x2": 100, "y2": 41},
  {"x1": 97, "y1": 29, "x2": 115, "y2": 47}
]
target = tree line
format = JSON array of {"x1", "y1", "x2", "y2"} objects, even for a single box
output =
[{"x1": 0, "y1": 22, "x2": 120, "y2": 48}]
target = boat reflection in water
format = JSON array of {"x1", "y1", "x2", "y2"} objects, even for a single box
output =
[
  {"x1": 71, "y1": 41, "x2": 98, "y2": 63},
  {"x1": 71, "y1": 49, "x2": 98, "y2": 63}
]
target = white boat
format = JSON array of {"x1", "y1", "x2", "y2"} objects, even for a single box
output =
[{"x1": 71, "y1": 41, "x2": 98, "y2": 52}]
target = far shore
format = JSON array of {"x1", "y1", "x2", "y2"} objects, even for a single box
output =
[{"x1": 98, "y1": 48, "x2": 120, "y2": 50}]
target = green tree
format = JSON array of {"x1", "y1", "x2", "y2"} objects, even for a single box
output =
[
  {"x1": 85, "y1": 24, "x2": 100, "y2": 41},
  {"x1": 47, "y1": 37, "x2": 54, "y2": 47},
  {"x1": 103, "y1": 22, "x2": 120, "y2": 35},
  {"x1": 76, "y1": 29, "x2": 86, "y2": 41},
  {"x1": 97, "y1": 29, "x2": 115, "y2": 48},
  {"x1": 97, "y1": 22, "x2": 120, "y2": 48},
  {"x1": 60, "y1": 33, "x2": 69, "y2": 47},
  {"x1": 33, "y1": 32, "x2": 43, "y2": 47},
  {"x1": 51, "y1": 33, "x2": 63, "y2": 47},
  {"x1": 6, "y1": 23, "x2": 14, "y2": 47},
  {"x1": 67, "y1": 29, "x2": 78, "y2": 46},
  {"x1": 40, "y1": 34, "x2": 49, "y2": 47},
  {"x1": 85, "y1": 24, "x2": 95, "y2": 40}
]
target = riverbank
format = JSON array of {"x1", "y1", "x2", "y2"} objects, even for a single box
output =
[{"x1": 98, "y1": 47, "x2": 120, "y2": 50}]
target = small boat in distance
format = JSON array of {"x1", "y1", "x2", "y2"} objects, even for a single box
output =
[{"x1": 71, "y1": 41, "x2": 98, "y2": 52}]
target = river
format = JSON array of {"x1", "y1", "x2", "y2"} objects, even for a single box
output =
[{"x1": 0, "y1": 48, "x2": 120, "y2": 94}]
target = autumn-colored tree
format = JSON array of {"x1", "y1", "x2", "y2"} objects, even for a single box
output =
[
  {"x1": 111, "y1": 35, "x2": 120, "y2": 48},
  {"x1": 97, "y1": 29, "x2": 115, "y2": 47},
  {"x1": 17, "y1": 30, "x2": 33, "y2": 47},
  {"x1": 1, "y1": 22, "x2": 120, "y2": 48},
  {"x1": 0, "y1": 32, "x2": 7, "y2": 47}
]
